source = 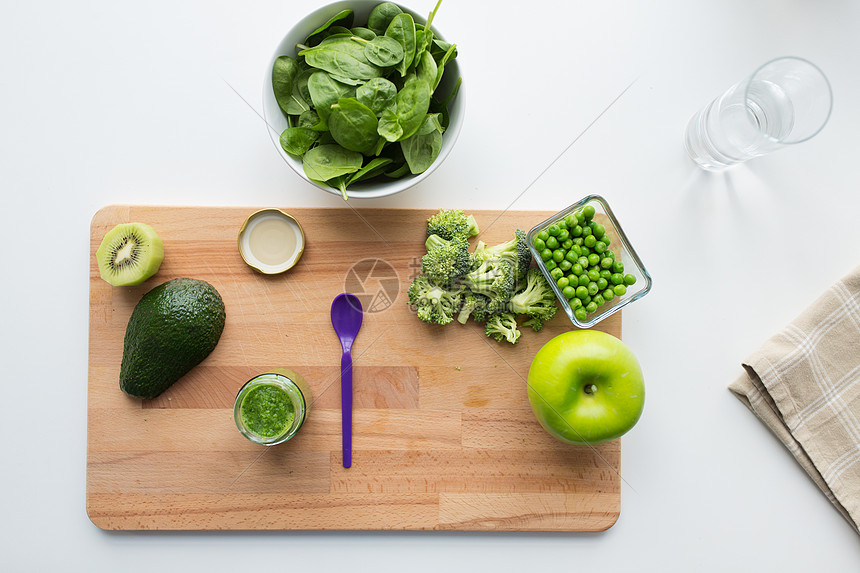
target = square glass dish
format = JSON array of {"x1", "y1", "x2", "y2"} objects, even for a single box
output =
[{"x1": 527, "y1": 195, "x2": 652, "y2": 328}]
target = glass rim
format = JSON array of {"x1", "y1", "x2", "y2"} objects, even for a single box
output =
[{"x1": 744, "y1": 56, "x2": 833, "y2": 145}]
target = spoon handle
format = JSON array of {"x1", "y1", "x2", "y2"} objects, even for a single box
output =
[{"x1": 341, "y1": 351, "x2": 353, "y2": 468}]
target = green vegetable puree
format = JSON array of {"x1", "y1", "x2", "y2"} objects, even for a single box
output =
[{"x1": 240, "y1": 384, "x2": 295, "y2": 438}]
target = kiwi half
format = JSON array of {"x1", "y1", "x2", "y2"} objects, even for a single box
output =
[{"x1": 96, "y1": 222, "x2": 165, "y2": 286}]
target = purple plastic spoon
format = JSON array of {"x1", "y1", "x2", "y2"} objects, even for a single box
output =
[{"x1": 330, "y1": 293, "x2": 363, "y2": 468}]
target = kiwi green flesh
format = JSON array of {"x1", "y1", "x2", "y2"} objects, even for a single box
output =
[{"x1": 96, "y1": 222, "x2": 165, "y2": 286}]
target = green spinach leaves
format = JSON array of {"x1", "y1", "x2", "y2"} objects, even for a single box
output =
[{"x1": 274, "y1": 1, "x2": 460, "y2": 199}]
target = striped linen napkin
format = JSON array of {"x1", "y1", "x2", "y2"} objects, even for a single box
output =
[{"x1": 729, "y1": 266, "x2": 860, "y2": 534}]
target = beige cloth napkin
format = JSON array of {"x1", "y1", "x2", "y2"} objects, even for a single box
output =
[{"x1": 729, "y1": 266, "x2": 860, "y2": 534}]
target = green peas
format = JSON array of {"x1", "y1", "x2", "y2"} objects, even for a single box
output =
[
  {"x1": 594, "y1": 241, "x2": 606, "y2": 254},
  {"x1": 591, "y1": 223, "x2": 605, "y2": 239},
  {"x1": 537, "y1": 230, "x2": 549, "y2": 241},
  {"x1": 581, "y1": 294, "x2": 592, "y2": 305},
  {"x1": 562, "y1": 286, "x2": 576, "y2": 299},
  {"x1": 571, "y1": 244, "x2": 582, "y2": 256},
  {"x1": 545, "y1": 259, "x2": 557, "y2": 271},
  {"x1": 612, "y1": 260, "x2": 624, "y2": 273},
  {"x1": 558, "y1": 259, "x2": 572, "y2": 272},
  {"x1": 557, "y1": 277, "x2": 569, "y2": 289},
  {"x1": 596, "y1": 277, "x2": 608, "y2": 290},
  {"x1": 574, "y1": 211, "x2": 585, "y2": 223},
  {"x1": 552, "y1": 250, "x2": 565, "y2": 263},
  {"x1": 577, "y1": 256, "x2": 589, "y2": 268},
  {"x1": 613, "y1": 284, "x2": 627, "y2": 296},
  {"x1": 565, "y1": 251, "x2": 579, "y2": 263},
  {"x1": 588, "y1": 253, "x2": 600, "y2": 267},
  {"x1": 580, "y1": 245, "x2": 591, "y2": 256},
  {"x1": 593, "y1": 294, "x2": 605, "y2": 307},
  {"x1": 600, "y1": 257, "x2": 613, "y2": 269},
  {"x1": 561, "y1": 239, "x2": 573, "y2": 250},
  {"x1": 587, "y1": 282, "x2": 599, "y2": 296},
  {"x1": 587, "y1": 269, "x2": 600, "y2": 282},
  {"x1": 533, "y1": 238, "x2": 546, "y2": 251},
  {"x1": 557, "y1": 229, "x2": 570, "y2": 242},
  {"x1": 564, "y1": 215, "x2": 577, "y2": 228},
  {"x1": 557, "y1": 220, "x2": 568, "y2": 231},
  {"x1": 603, "y1": 288, "x2": 615, "y2": 301},
  {"x1": 581, "y1": 225, "x2": 592, "y2": 238},
  {"x1": 584, "y1": 235, "x2": 596, "y2": 248},
  {"x1": 585, "y1": 301, "x2": 597, "y2": 313},
  {"x1": 573, "y1": 237, "x2": 584, "y2": 246},
  {"x1": 569, "y1": 296, "x2": 582, "y2": 309},
  {"x1": 582, "y1": 205, "x2": 595, "y2": 220},
  {"x1": 549, "y1": 266, "x2": 563, "y2": 280},
  {"x1": 610, "y1": 273, "x2": 624, "y2": 285},
  {"x1": 567, "y1": 274, "x2": 577, "y2": 284},
  {"x1": 571, "y1": 263, "x2": 583, "y2": 275},
  {"x1": 547, "y1": 224, "x2": 560, "y2": 236},
  {"x1": 624, "y1": 273, "x2": 636, "y2": 285},
  {"x1": 571, "y1": 224, "x2": 583, "y2": 237},
  {"x1": 541, "y1": 249, "x2": 553, "y2": 261},
  {"x1": 601, "y1": 235, "x2": 611, "y2": 246},
  {"x1": 578, "y1": 274, "x2": 590, "y2": 286},
  {"x1": 574, "y1": 307, "x2": 587, "y2": 321},
  {"x1": 600, "y1": 269, "x2": 612, "y2": 280},
  {"x1": 545, "y1": 236, "x2": 559, "y2": 250},
  {"x1": 575, "y1": 286, "x2": 588, "y2": 299}
]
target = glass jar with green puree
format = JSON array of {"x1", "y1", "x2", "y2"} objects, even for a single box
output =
[{"x1": 234, "y1": 369, "x2": 311, "y2": 445}]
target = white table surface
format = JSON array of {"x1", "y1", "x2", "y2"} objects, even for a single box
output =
[{"x1": 3, "y1": 0, "x2": 860, "y2": 570}]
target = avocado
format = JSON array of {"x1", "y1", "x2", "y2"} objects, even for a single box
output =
[{"x1": 119, "y1": 278, "x2": 226, "y2": 399}]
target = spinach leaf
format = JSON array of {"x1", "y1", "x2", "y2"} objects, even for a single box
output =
[
  {"x1": 385, "y1": 13, "x2": 416, "y2": 77},
  {"x1": 283, "y1": 67, "x2": 313, "y2": 115},
  {"x1": 305, "y1": 9, "x2": 354, "y2": 46},
  {"x1": 415, "y1": 112, "x2": 445, "y2": 136},
  {"x1": 328, "y1": 97, "x2": 379, "y2": 153},
  {"x1": 347, "y1": 157, "x2": 394, "y2": 185},
  {"x1": 299, "y1": 38, "x2": 383, "y2": 80},
  {"x1": 433, "y1": 43, "x2": 457, "y2": 92},
  {"x1": 356, "y1": 77, "x2": 397, "y2": 116},
  {"x1": 302, "y1": 144, "x2": 363, "y2": 190},
  {"x1": 298, "y1": 109, "x2": 327, "y2": 131},
  {"x1": 360, "y1": 35, "x2": 404, "y2": 68},
  {"x1": 378, "y1": 78, "x2": 431, "y2": 142},
  {"x1": 431, "y1": 39, "x2": 457, "y2": 62},
  {"x1": 385, "y1": 162, "x2": 411, "y2": 178},
  {"x1": 307, "y1": 71, "x2": 355, "y2": 122},
  {"x1": 272, "y1": 56, "x2": 300, "y2": 115},
  {"x1": 401, "y1": 123, "x2": 443, "y2": 174},
  {"x1": 367, "y1": 2, "x2": 403, "y2": 35},
  {"x1": 350, "y1": 27, "x2": 376, "y2": 41},
  {"x1": 280, "y1": 127, "x2": 319, "y2": 156},
  {"x1": 415, "y1": 50, "x2": 438, "y2": 91}
]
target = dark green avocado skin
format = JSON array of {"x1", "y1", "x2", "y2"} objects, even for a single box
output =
[{"x1": 119, "y1": 278, "x2": 226, "y2": 399}]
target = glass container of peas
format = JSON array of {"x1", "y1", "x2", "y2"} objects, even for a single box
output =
[{"x1": 527, "y1": 195, "x2": 652, "y2": 328}]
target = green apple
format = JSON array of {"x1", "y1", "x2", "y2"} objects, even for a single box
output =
[{"x1": 527, "y1": 330, "x2": 644, "y2": 445}]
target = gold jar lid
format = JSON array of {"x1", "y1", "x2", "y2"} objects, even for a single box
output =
[{"x1": 238, "y1": 208, "x2": 305, "y2": 274}]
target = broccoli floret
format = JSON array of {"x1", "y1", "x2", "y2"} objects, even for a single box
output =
[
  {"x1": 472, "y1": 229, "x2": 531, "y2": 282},
  {"x1": 461, "y1": 257, "x2": 515, "y2": 306},
  {"x1": 422, "y1": 234, "x2": 471, "y2": 286},
  {"x1": 457, "y1": 290, "x2": 491, "y2": 324},
  {"x1": 508, "y1": 269, "x2": 558, "y2": 323},
  {"x1": 485, "y1": 313, "x2": 521, "y2": 344},
  {"x1": 522, "y1": 316, "x2": 544, "y2": 332},
  {"x1": 426, "y1": 208, "x2": 480, "y2": 241},
  {"x1": 407, "y1": 274, "x2": 462, "y2": 325}
]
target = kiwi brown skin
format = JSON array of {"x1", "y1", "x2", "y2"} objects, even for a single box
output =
[{"x1": 96, "y1": 222, "x2": 164, "y2": 286}]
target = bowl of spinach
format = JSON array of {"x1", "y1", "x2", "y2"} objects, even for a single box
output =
[{"x1": 263, "y1": 0, "x2": 464, "y2": 200}]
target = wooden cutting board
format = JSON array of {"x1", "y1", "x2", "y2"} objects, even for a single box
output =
[{"x1": 87, "y1": 205, "x2": 622, "y2": 531}]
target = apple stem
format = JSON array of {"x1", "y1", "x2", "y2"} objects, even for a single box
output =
[{"x1": 584, "y1": 384, "x2": 597, "y2": 395}]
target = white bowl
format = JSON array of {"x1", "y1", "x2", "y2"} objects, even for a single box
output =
[{"x1": 262, "y1": 0, "x2": 464, "y2": 199}]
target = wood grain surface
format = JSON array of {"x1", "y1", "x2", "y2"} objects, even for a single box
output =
[{"x1": 87, "y1": 205, "x2": 622, "y2": 531}]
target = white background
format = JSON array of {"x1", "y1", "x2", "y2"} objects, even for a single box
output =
[{"x1": 2, "y1": 0, "x2": 860, "y2": 570}]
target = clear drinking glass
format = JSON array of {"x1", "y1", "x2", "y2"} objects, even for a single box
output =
[{"x1": 684, "y1": 57, "x2": 832, "y2": 170}]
